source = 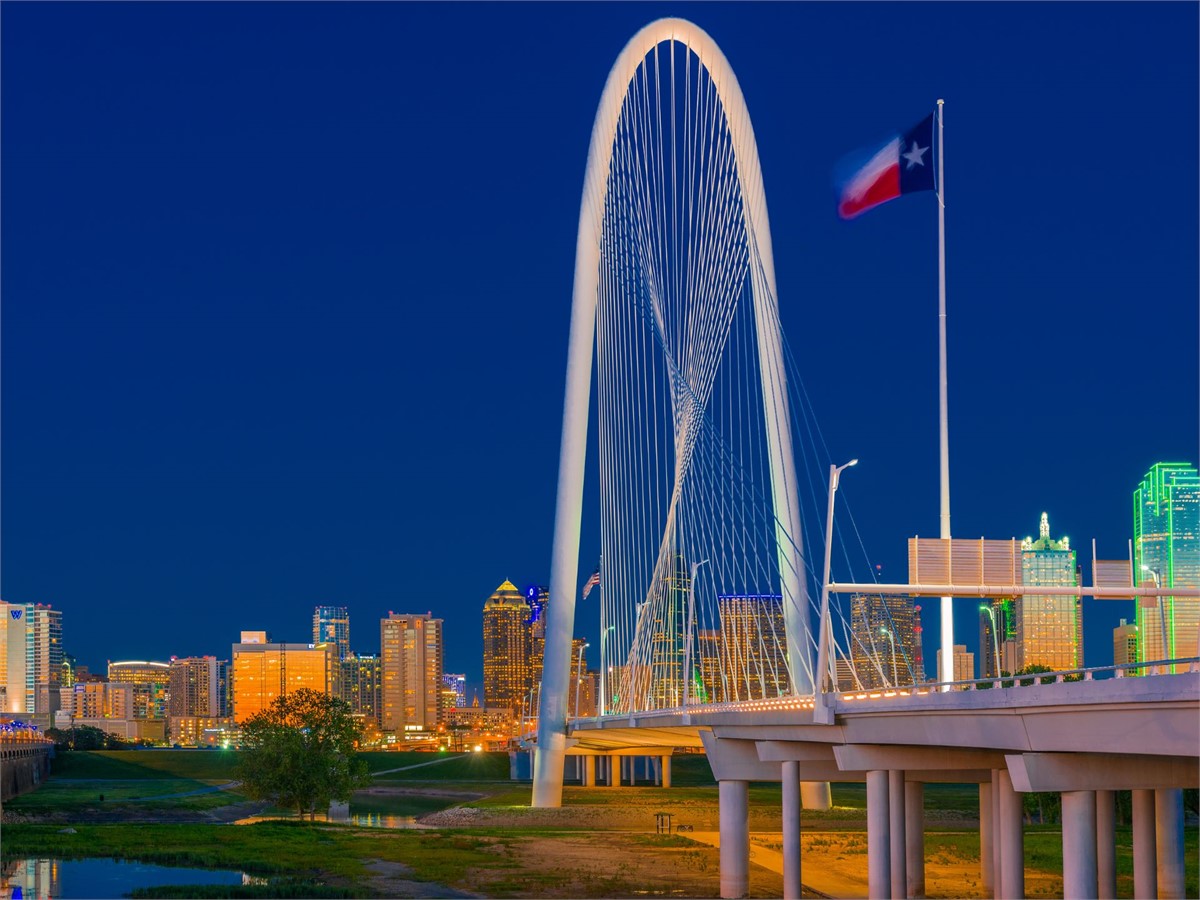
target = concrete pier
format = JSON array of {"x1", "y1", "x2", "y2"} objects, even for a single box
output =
[
  {"x1": 719, "y1": 780, "x2": 750, "y2": 899},
  {"x1": 867, "y1": 769, "x2": 891, "y2": 899},
  {"x1": 905, "y1": 781, "x2": 925, "y2": 899},
  {"x1": 782, "y1": 761, "x2": 801, "y2": 900},
  {"x1": 1061, "y1": 790, "x2": 1097, "y2": 899}
]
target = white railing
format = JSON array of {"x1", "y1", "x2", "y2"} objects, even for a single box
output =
[{"x1": 566, "y1": 656, "x2": 1200, "y2": 725}]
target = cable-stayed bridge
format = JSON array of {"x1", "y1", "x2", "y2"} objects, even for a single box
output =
[{"x1": 531, "y1": 18, "x2": 1199, "y2": 900}]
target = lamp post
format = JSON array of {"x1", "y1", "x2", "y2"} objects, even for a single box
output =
[
  {"x1": 599, "y1": 625, "x2": 615, "y2": 716},
  {"x1": 815, "y1": 459, "x2": 857, "y2": 724},
  {"x1": 980, "y1": 603, "x2": 1002, "y2": 678},
  {"x1": 682, "y1": 560, "x2": 709, "y2": 708},
  {"x1": 1141, "y1": 565, "x2": 1170, "y2": 671},
  {"x1": 574, "y1": 642, "x2": 590, "y2": 718}
]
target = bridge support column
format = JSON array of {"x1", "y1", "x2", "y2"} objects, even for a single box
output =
[
  {"x1": 801, "y1": 781, "x2": 831, "y2": 811},
  {"x1": 997, "y1": 768, "x2": 1024, "y2": 900},
  {"x1": 627, "y1": 757, "x2": 636, "y2": 786},
  {"x1": 1155, "y1": 788, "x2": 1185, "y2": 899},
  {"x1": 719, "y1": 780, "x2": 750, "y2": 899},
  {"x1": 889, "y1": 770, "x2": 907, "y2": 900},
  {"x1": 905, "y1": 781, "x2": 925, "y2": 899},
  {"x1": 1095, "y1": 790, "x2": 1116, "y2": 900},
  {"x1": 991, "y1": 770, "x2": 1004, "y2": 900},
  {"x1": 782, "y1": 761, "x2": 802, "y2": 900},
  {"x1": 867, "y1": 769, "x2": 891, "y2": 900},
  {"x1": 584, "y1": 756, "x2": 596, "y2": 787},
  {"x1": 609, "y1": 756, "x2": 620, "y2": 787},
  {"x1": 1132, "y1": 789, "x2": 1157, "y2": 900},
  {"x1": 1062, "y1": 790, "x2": 1098, "y2": 900},
  {"x1": 661, "y1": 755, "x2": 672, "y2": 789},
  {"x1": 979, "y1": 781, "x2": 993, "y2": 893}
]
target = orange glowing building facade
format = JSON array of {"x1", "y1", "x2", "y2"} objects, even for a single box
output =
[{"x1": 230, "y1": 639, "x2": 338, "y2": 724}]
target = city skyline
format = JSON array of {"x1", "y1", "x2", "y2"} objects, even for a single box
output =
[{"x1": 2, "y1": 4, "x2": 1196, "y2": 686}]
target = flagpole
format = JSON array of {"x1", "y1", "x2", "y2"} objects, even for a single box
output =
[{"x1": 935, "y1": 98, "x2": 953, "y2": 691}]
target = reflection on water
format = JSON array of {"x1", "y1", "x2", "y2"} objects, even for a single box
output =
[
  {"x1": 234, "y1": 810, "x2": 425, "y2": 828},
  {"x1": 1, "y1": 858, "x2": 253, "y2": 900}
]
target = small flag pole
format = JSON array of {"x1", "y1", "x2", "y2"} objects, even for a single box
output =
[{"x1": 935, "y1": 99, "x2": 953, "y2": 691}]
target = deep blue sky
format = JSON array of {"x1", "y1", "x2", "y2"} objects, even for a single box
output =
[{"x1": 3, "y1": 3, "x2": 1196, "y2": 688}]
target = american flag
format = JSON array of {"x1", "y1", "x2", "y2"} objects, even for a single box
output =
[{"x1": 581, "y1": 563, "x2": 601, "y2": 600}]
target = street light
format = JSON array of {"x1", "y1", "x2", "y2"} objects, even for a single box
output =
[
  {"x1": 574, "y1": 642, "x2": 590, "y2": 718},
  {"x1": 815, "y1": 459, "x2": 857, "y2": 723},
  {"x1": 682, "y1": 560, "x2": 709, "y2": 708},
  {"x1": 599, "y1": 625, "x2": 615, "y2": 717},
  {"x1": 1141, "y1": 565, "x2": 1170, "y2": 671},
  {"x1": 980, "y1": 603, "x2": 1002, "y2": 678},
  {"x1": 880, "y1": 626, "x2": 898, "y2": 687}
]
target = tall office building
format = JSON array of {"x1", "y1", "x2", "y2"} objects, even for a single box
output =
[
  {"x1": 525, "y1": 585, "x2": 549, "y2": 700},
  {"x1": 717, "y1": 594, "x2": 791, "y2": 701},
  {"x1": 108, "y1": 661, "x2": 171, "y2": 719},
  {"x1": 231, "y1": 638, "x2": 338, "y2": 724},
  {"x1": 380, "y1": 613, "x2": 443, "y2": 734},
  {"x1": 313, "y1": 606, "x2": 351, "y2": 661},
  {"x1": 0, "y1": 600, "x2": 28, "y2": 713},
  {"x1": 979, "y1": 598, "x2": 1020, "y2": 678},
  {"x1": 24, "y1": 604, "x2": 63, "y2": 720},
  {"x1": 442, "y1": 673, "x2": 466, "y2": 708},
  {"x1": 482, "y1": 581, "x2": 530, "y2": 713},
  {"x1": 695, "y1": 629, "x2": 723, "y2": 705},
  {"x1": 1133, "y1": 462, "x2": 1200, "y2": 663},
  {"x1": 1113, "y1": 619, "x2": 1139, "y2": 667},
  {"x1": 936, "y1": 644, "x2": 975, "y2": 684},
  {"x1": 342, "y1": 653, "x2": 382, "y2": 725},
  {"x1": 168, "y1": 657, "x2": 228, "y2": 718},
  {"x1": 1018, "y1": 513, "x2": 1083, "y2": 671},
  {"x1": 647, "y1": 556, "x2": 689, "y2": 708},
  {"x1": 847, "y1": 594, "x2": 925, "y2": 689}
]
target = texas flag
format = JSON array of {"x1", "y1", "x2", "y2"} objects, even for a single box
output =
[{"x1": 836, "y1": 114, "x2": 936, "y2": 219}]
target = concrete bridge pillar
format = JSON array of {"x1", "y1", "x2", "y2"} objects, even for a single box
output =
[
  {"x1": 1132, "y1": 789, "x2": 1157, "y2": 900},
  {"x1": 866, "y1": 769, "x2": 891, "y2": 899},
  {"x1": 889, "y1": 770, "x2": 907, "y2": 900},
  {"x1": 782, "y1": 761, "x2": 802, "y2": 900},
  {"x1": 1155, "y1": 787, "x2": 1185, "y2": 899},
  {"x1": 608, "y1": 756, "x2": 619, "y2": 787},
  {"x1": 1095, "y1": 790, "x2": 1116, "y2": 900},
  {"x1": 997, "y1": 768, "x2": 1024, "y2": 900},
  {"x1": 718, "y1": 779, "x2": 750, "y2": 899},
  {"x1": 979, "y1": 781, "x2": 993, "y2": 893},
  {"x1": 993, "y1": 772, "x2": 1003, "y2": 897},
  {"x1": 627, "y1": 756, "x2": 636, "y2": 786},
  {"x1": 660, "y1": 755, "x2": 672, "y2": 789},
  {"x1": 1061, "y1": 790, "x2": 1098, "y2": 899},
  {"x1": 905, "y1": 781, "x2": 925, "y2": 899},
  {"x1": 584, "y1": 756, "x2": 596, "y2": 787}
]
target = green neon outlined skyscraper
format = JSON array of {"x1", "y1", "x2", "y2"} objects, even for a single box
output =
[{"x1": 1133, "y1": 462, "x2": 1200, "y2": 664}]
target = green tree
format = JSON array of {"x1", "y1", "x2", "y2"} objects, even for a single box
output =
[{"x1": 236, "y1": 688, "x2": 370, "y2": 819}]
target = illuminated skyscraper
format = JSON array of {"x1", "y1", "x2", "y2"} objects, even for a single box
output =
[
  {"x1": 108, "y1": 661, "x2": 171, "y2": 719},
  {"x1": 717, "y1": 594, "x2": 791, "y2": 701},
  {"x1": 1113, "y1": 618, "x2": 1139, "y2": 667},
  {"x1": 848, "y1": 594, "x2": 925, "y2": 689},
  {"x1": 168, "y1": 656, "x2": 228, "y2": 718},
  {"x1": 441, "y1": 673, "x2": 466, "y2": 708},
  {"x1": 1134, "y1": 462, "x2": 1200, "y2": 664},
  {"x1": 380, "y1": 613, "x2": 443, "y2": 733},
  {"x1": 231, "y1": 640, "x2": 338, "y2": 723},
  {"x1": 24, "y1": 604, "x2": 63, "y2": 720},
  {"x1": 313, "y1": 606, "x2": 350, "y2": 661},
  {"x1": 0, "y1": 600, "x2": 28, "y2": 713},
  {"x1": 979, "y1": 598, "x2": 1020, "y2": 678},
  {"x1": 648, "y1": 556, "x2": 689, "y2": 708},
  {"x1": 937, "y1": 644, "x2": 975, "y2": 684},
  {"x1": 524, "y1": 585, "x2": 549, "y2": 699},
  {"x1": 482, "y1": 581, "x2": 530, "y2": 713},
  {"x1": 1018, "y1": 513, "x2": 1082, "y2": 671},
  {"x1": 342, "y1": 653, "x2": 382, "y2": 725}
]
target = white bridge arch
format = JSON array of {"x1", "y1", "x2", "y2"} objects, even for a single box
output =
[{"x1": 533, "y1": 18, "x2": 811, "y2": 807}]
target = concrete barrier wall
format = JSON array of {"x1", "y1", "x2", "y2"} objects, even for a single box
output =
[{"x1": 1, "y1": 745, "x2": 53, "y2": 802}]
